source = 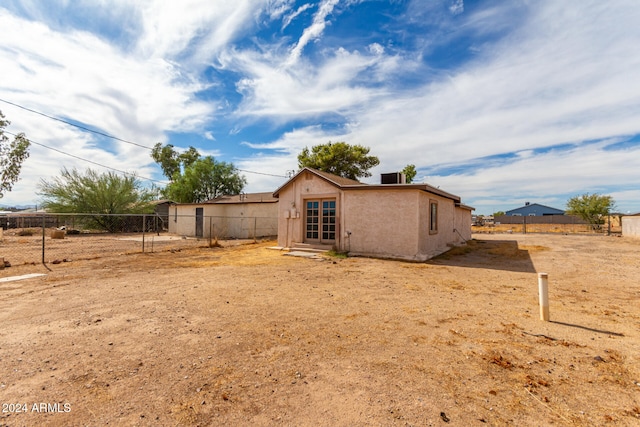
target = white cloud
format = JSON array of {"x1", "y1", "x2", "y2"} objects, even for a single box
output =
[
  {"x1": 223, "y1": 43, "x2": 402, "y2": 119},
  {"x1": 368, "y1": 43, "x2": 384, "y2": 56},
  {"x1": 238, "y1": 126, "x2": 339, "y2": 192},
  {"x1": 135, "y1": 0, "x2": 263, "y2": 62},
  {"x1": 428, "y1": 141, "x2": 640, "y2": 214},
  {"x1": 287, "y1": 0, "x2": 339, "y2": 64},
  {"x1": 449, "y1": 0, "x2": 464, "y2": 15},
  {"x1": 282, "y1": 2, "x2": 313, "y2": 30},
  {"x1": 0, "y1": 6, "x2": 215, "y2": 204}
]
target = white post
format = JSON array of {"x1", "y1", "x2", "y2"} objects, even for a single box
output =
[{"x1": 538, "y1": 272, "x2": 549, "y2": 321}]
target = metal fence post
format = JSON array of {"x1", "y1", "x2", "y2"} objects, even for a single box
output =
[
  {"x1": 142, "y1": 214, "x2": 146, "y2": 253},
  {"x1": 209, "y1": 216, "x2": 212, "y2": 247},
  {"x1": 42, "y1": 214, "x2": 46, "y2": 265}
]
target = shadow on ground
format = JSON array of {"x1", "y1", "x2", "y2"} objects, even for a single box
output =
[{"x1": 427, "y1": 238, "x2": 537, "y2": 273}]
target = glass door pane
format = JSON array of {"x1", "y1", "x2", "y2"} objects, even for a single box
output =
[
  {"x1": 306, "y1": 201, "x2": 319, "y2": 239},
  {"x1": 322, "y1": 200, "x2": 336, "y2": 241}
]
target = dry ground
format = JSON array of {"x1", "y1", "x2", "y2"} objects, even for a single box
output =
[{"x1": 0, "y1": 233, "x2": 639, "y2": 426}]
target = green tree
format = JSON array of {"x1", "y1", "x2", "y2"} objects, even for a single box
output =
[
  {"x1": 493, "y1": 211, "x2": 505, "y2": 217},
  {"x1": 566, "y1": 193, "x2": 616, "y2": 230},
  {"x1": 402, "y1": 164, "x2": 417, "y2": 183},
  {"x1": 164, "y1": 156, "x2": 247, "y2": 203},
  {"x1": 152, "y1": 144, "x2": 246, "y2": 203},
  {"x1": 297, "y1": 141, "x2": 380, "y2": 180},
  {"x1": 0, "y1": 110, "x2": 31, "y2": 198},
  {"x1": 151, "y1": 143, "x2": 200, "y2": 180},
  {"x1": 38, "y1": 168, "x2": 155, "y2": 232}
]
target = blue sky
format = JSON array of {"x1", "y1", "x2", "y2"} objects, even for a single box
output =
[{"x1": 1, "y1": 0, "x2": 639, "y2": 214}]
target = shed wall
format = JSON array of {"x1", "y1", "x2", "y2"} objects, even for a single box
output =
[
  {"x1": 169, "y1": 203, "x2": 278, "y2": 239},
  {"x1": 622, "y1": 216, "x2": 640, "y2": 238}
]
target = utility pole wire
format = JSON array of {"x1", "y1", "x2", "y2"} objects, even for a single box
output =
[
  {"x1": 0, "y1": 97, "x2": 289, "y2": 179},
  {"x1": 3, "y1": 130, "x2": 167, "y2": 184},
  {"x1": 0, "y1": 97, "x2": 154, "y2": 150}
]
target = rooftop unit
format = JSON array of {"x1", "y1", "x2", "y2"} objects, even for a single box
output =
[{"x1": 381, "y1": 172, "x2": 406, "y2": 184}]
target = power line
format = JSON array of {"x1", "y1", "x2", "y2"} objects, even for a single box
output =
[
  {"x1": 237, "y1": 168, "x2": 287, "y2": 178},
  {"x1": 0, "y1": 97, "x2": 154, "y2": 150},
  {"x1": 1, "y1": 97, "x2": 289, "y2": 179},
  {"x1": 5, "y1": 130, "x2": 287, "y2": 182},
  {"x1": 3, "y1": 130, "x2": 167, "y2": 184}
]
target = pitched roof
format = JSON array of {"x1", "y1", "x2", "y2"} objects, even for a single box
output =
[
  {"x1": 341, "y1": 182, "x2": 461, "y2": 203},
  {"x1": 273, "y1": 167, "x2": 466, "y2": 205},
  {"x1": 309, "y1": 168, "x2": 364, "y2": 187},
  {"x1": 171, "y1": 192, "x2": 277, "y2": 206},
  {"x1": 272, "y1": 167, "x2": 363, "y2": 196},
  {"x1": 205, "y1": 192, "x2": 278, "y2": 204},
  {"x1": 506, "y1": 203, "x2": 564, "y2": 214}
]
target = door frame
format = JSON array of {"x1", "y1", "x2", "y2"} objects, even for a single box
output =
[
  {"x1": 195, "y1": 207, "x2": 204, "y2": 238},
  {"x1": 303, "y1": 198, "x2": 337, "y2": 245}
]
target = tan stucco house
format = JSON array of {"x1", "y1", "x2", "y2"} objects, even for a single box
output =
[
  {"x1": 168, "y1": 192, "x2": 278, "y2": 239},
  {"x1": 273, "y1": 168, "x2": 473, "y2": 261}
]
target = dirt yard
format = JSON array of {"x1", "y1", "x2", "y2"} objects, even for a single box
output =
[{"x1": 1, "y1": 233, "x2": 639, "y2": 426}]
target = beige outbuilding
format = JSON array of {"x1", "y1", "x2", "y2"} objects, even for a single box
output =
[
  {"x1": 273, "y1": 167, "x2": 473, "y2": 261},
  {"x1": 168, "y1": 192, "x2": 278, "y2": 239}
]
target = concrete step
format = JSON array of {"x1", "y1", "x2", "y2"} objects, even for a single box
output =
[{"x1": 290, "y1": 243, "x2": 333, "y2": 253}]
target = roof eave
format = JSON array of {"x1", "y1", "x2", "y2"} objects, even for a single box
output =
[{"x1": 342, "y1": 183, "x2": 461, "y2": 203}]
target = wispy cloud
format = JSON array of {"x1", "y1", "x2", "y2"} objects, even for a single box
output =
[
  {"x1": 428, "y1": 140, "x2": 640, "y2": 213},
  {"x1": 287, "y1": 0, "x2": 339, "y2": 64},
  {"x1": 229, "y1": 47, "x2": 388, "y2": 118},
  {"x1": 282, "y1": 2, "x2": 313, "y2": 30},
  {"x1": 449, "y1": 0, "x2": 464, "y2": 15}
]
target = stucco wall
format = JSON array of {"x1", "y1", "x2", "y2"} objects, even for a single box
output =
[
  {"x1": 454, "y1": 206, "x2": 473, "y2": 241},
  {"x1": 415, "y1": 192, "x2": 463, "y2": 260},
  {"x1": 622, "y1": 216, "x2": 640, "y2": 238},
  {"x1": 208, "y1": 203, "x2": 278, "y2": 239},
  {"x1": 168, "y1": 205, "x2": 197, "y2": 236},
  {"x1": 169, "y1": 203, "x2": 278, "y2": 239},
  {"x1": 275, "y1": 171, "x2": 341, "y2": 248},
  {"x1": 342, "y1": 189, "x2": 420, "y2": 259}
]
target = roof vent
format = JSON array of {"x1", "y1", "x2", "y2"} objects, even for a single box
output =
[{"x1": 381, "y1": 172, "x2": 406, "y2": 184}]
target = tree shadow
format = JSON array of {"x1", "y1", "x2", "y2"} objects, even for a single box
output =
[{"x1": 427, "y1": 238, "x2": 537, "y2": 273}]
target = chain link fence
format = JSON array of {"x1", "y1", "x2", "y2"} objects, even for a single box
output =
[
  {"x1": 473, "y1": 214, "x2": 622, "y2": 235},
  {"x1": 167, "y1": 214, "x2": 278, "y2": 241},
  {"x1": 0, "y1": 213, "x2": 277, "y2": 271}
]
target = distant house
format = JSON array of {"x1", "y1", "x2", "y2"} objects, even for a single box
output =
[
  {"x1": 168, "y1": 193, "x2": 278, "y2": 239},
  {"x1": 505, "y1": 202, "x2": 564, "y2": 216},
  {"x1": 272, "y1": 167, "x2": 473, "y2": 261}
]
